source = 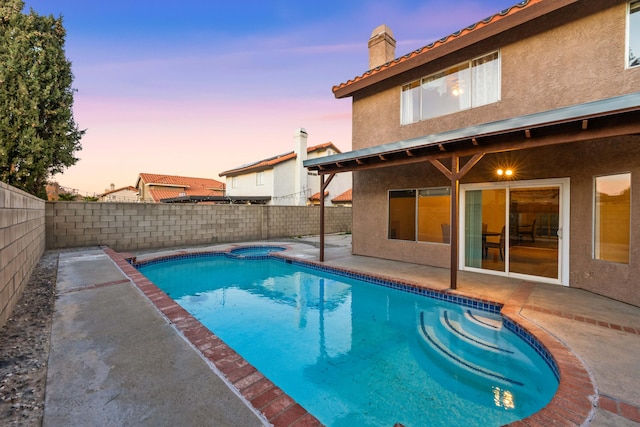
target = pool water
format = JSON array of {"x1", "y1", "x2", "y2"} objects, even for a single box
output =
[{"x1": 138, "y1": 254, "x2": 558, "y2": 427}]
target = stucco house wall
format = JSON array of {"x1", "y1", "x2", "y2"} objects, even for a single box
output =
[{"x1": 341, "y1": 0, "x2": 640, "y2": 306}]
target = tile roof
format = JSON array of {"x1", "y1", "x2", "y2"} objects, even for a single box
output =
[
  {"x1": 332, "y1": 189, "x2": 352, "y2": 203},
  {"x1": 308, "y1": 191, "x2": 330, "y2": 201},
  {"x1": 137, "y1": 173, "x2": 225, "y2": 190},
  {"x1": 149, "y1": 187, "x2": 224, "y2": 203},
  {"x1": 333, "y1": 0, "x2": 542, "y2": 96},
  {"x1": 219, "y1": 142, "x2": 340, "y2": 177},
  {"x1": 98, "y1": 186, "x2": 138, "y2": 197}
]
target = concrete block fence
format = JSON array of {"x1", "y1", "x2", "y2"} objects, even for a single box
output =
[
  {"x1": 45, "y1": 202, "x2": 352, "y2": 252},
  {"x1": 0, "y1": 182, "x2": 46, "y2": 329}
]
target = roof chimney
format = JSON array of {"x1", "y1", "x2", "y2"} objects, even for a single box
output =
[
  {"x1": 294, "y1": 128, "x2": 308, "y2": 206},
  {"x1": 368, "y1": 24, "x2": 396, "y2": 70}
]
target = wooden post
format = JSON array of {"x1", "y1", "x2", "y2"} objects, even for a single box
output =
[
  {"x1": 318, "y1": 173, "x2": 336, "y2": 263},
  {"x1": 450, "y1": 155, "x2": 460, "y2": 290},
  {"x1": 320, "y1": 174, "x2": 325, "y2": 262}
]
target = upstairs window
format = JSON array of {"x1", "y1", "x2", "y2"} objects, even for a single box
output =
[
  {"x1": 256, "y1": 171, "x2": 264, "y2": 186},
  {"x1": 231, "y1": 176, "x2": 238, "y2": 189},
  {"x1": 401, "y1": 51, "x2": 500, "y2": 125},
  {"x1": 629, "y1": 0, "x2": 640, "y2": 68}
]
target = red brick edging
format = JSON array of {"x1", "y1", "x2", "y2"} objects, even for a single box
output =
[
  {"x1": 104, "y1": 247, "x2": 604, "y2": 427},
  {"x1": 522, "y1": 304, "x2": 639, "y2": 335},
  {"x1": 103, "y1": 247, "x2": 321, "y2": 427}
]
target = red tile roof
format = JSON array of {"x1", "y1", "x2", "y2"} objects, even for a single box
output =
[
  {"x1": 333, "y1": 0, "x2": 542, "y2": 96},
  {"x1": 149, "y1": 187, "x2": 224, "y2": 202},
  {"x1": 138, "y1": 173, "x2": 225, "y2": 189},
  {"x1": 137, "y1": 173, "x2": 225, "y2": 203},
  {"x1": 332, "y1": 188, "x2": 352, "y2": 203},
  {"x1": 308, "y1": 191, "x2": 329, "y2": 201},
  {"x1": 219, "y1": 142, "x2": 340, "y2": 177},
  {"x1": 98, "y1": 186, "x2": 138, "y2": 197}
]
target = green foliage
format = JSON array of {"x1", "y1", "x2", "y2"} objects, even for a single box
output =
[
  {"x1": 57, "y1": 192, "x2": 77, "y2": 201},
  {"x1": 0, "y1": 0, "x2": 84, "y2": 199},
  {"x1": 82, "y1": 195, "x2": 98, "y2": 202}
]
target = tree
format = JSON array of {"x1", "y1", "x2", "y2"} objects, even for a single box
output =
[{"x1": 0, "y1": 0, "x2": 84, "y2": 199}]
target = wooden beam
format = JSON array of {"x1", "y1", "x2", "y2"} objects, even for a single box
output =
[
  {"x1": 438, "y1": 144, "x2": 446, "y2": 152},
  {"x1": 406, "y1": 150, "x2": 415, "y2": 157},
  {"x1": 582, "y1": 119, "x2": 588, "y2": 130},
  {"x1": 472, "y1": 137, "x2": 479, "y2": 146},
  {"x1": 356, "y1": 159, "x2": 365, "y2": 165},
  {"x1": 307, "y1": 120, "x2": 640, "y2": 175},
  {"x1": 379, "y1": 155, "x2": 388, "y2": 161},
  {"x1": 457, "y1": 153, "x2": 485, "y2": 179},
  {"x1": 525, "y1": 129, "x2": 531, "y2": 138},
  {"x1": 430, "y1": 159, "x2": 452, "y2": 180}
]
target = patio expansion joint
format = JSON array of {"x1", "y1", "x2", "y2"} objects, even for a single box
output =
[
  {"x1": 598, "y1": 394, "x2": 640, "y2": 423},
  {"x1": 56, "y1": 278, "x2": 130, "y2": 295},
  {"x1": 521, "y1": 304, "x2": 639, "y2": 335}
]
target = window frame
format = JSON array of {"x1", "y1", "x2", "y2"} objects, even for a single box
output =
[
  {"x1": 400, "y1": 51, "x2": 501, "y2": 125},
  {"x1": 628, "y1": 0, "x2": 640, "y2": 69},
  {"x1": 593, "y1": 172, "x2": 631, "y2": 264},
  {"x1": 388, "y1": 187, "x2": 451, "y2": 243},
  {"x1": 256, "y1": 171, "x2": 264, "y2": 186}
]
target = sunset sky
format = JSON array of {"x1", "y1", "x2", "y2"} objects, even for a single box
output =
[{"x1": 22, "y1": 0, "x2": 519, "y2": 196}]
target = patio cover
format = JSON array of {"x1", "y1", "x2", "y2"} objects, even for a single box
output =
[
  {"x1": 303, "y1": 92, "x2": 640, "y2": 288},
  {"x1": 305, "y1": 92, "x2": 640, "y2": 174}
]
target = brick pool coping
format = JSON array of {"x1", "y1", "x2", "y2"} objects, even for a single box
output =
[{"x1": 103, "y1": 246, "x2": 598, "y2": 427}]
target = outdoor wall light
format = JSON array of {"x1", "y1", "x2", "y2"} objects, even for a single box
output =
[{"x1": 497, "y1": 168, "x2": 513, "y2": 177}]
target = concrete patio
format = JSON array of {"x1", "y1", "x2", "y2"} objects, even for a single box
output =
[{"x1": 44, "y1": 234, "x2": 640, "y2": 426}]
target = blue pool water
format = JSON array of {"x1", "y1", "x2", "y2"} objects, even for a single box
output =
[{"x1": 138, "y1": 253, "x2": 558, "y2": 427}]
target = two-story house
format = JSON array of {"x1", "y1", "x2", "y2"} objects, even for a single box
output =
[
  {"x1": 135, "y1": 173, "x2": 225, "y2": 203},
  {"x1": 98, "y1": 184, "x2": 139, "y2": 202},
  {"x1": 305, "y1": 0, "x2": 640, "y2": 307},
  {"x1": 220, "y1": 128, "x2": 352, "y2": 206}
]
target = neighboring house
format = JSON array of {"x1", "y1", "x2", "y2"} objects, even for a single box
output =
[
  {"x1": 331, "y1": 189, "x2": 353, "y2": 207},
  {"x1": 219, "y1": 128, "x2": 352, "y2": 206},
  {"x1": 305, "y1": 0, "x2": 640, "y2": 307},
  {"x1": 98, "y1": 184, "x2": 139, "y2": 202},
  {"x1": 135, "y1": 173, "x2": 225, "y2": 203},
  {"x1": 46, "y1": 182, "x2": 82, "y2": 201}
]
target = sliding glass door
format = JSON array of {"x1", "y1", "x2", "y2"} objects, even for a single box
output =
[{"x1": 461, "y1": 179, "x2": 568, "y2": 285}]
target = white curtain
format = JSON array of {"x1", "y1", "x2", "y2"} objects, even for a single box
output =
[{"x1": 472, "y1": 55, "x2": 500, "y2": 107}]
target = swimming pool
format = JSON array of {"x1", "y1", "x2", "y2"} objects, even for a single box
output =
[{"x1": 137, "y1": 249, "x2": 558, "y2": 426}]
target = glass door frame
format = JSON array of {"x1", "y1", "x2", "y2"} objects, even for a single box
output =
[{"x1": 459, "y1": 178, "x2": 570, "y2": 286}]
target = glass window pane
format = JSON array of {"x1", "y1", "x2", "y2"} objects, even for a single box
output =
[
  {"x1": 389, "y1": 190, "x2": 416, "y2": 240},
  {"x1": 401, "y1": 81, "x2": 421, "y2": 124},
  {"x1": 629, "y1": 1, "x2": 640, "y2": 67},
  {"x1": 421, "y1": 63, "x2": 470, "y2": 120},
  {"x1": 465, "y1": 189, "x2": 506, "y2": 271},
  {"x1": 594, "y1": 174, "x2": 630, "y2": 263},
  {"x1": 417, "y1": 187, "x2": 451, "y2": 243},
  {"x1": 472, "y1": 52, "x2": 500, "y2": 106}
]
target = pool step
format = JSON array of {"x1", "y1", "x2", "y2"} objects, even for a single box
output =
[{"x1": 418, "y1": 311, "x2": 524, "y2": 386}]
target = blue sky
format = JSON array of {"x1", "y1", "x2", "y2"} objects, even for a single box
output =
[{"x1": 22, "y1": 0, "x2": 520, "y2": 195}]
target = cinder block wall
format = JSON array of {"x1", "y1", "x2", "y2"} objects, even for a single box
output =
[
  {"x1": 0, "y1": 182, "x2": 46, "y2": 329},
  {"x1": 46, "y1": 202, "x2": 352, "y2": 252}
]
